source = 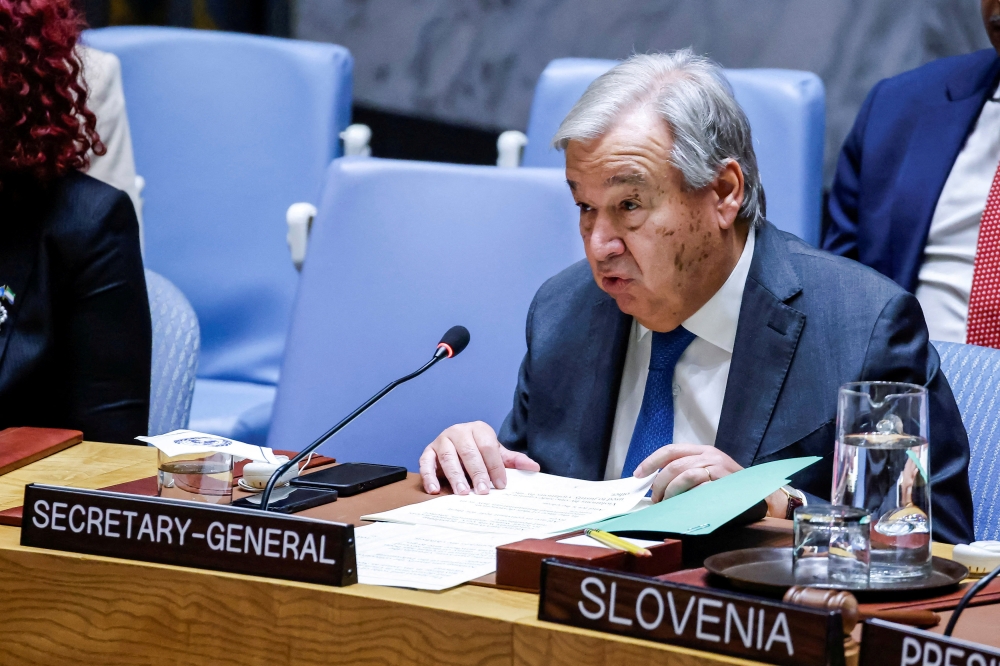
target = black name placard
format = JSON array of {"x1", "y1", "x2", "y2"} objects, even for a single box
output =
[
  {"x1": 20, "y1": 484, "x2": 357, "y2": 586},
  {"x1": 860, "y1": 618, "x2": 1000, "y2": 666},
  {"x1": 538, "y1": 559, "x2": 844, "y2": 666}
]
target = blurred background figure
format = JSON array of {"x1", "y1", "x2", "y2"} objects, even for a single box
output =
[
  {"x1": 0, "y1": 0, "x2": 151, "y2": 442},
  {"x1": 824, "y1": 0, "x2": 1000, "y2": 348}
]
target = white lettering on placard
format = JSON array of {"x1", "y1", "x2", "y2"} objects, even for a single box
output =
[
  {"x1": 579, "y1": 577, "x2": 606, "y2": 620},
  {"x1": 299, "y1": 533, "x2": 318, "y2": 562},
  {"x1": 87, "y1": 506, "x2": 102, "y2": 535},
  {"x1": 174, "y1": 517, "x2": 191, "y2": 546},
  {"x1": 765, "y1": 612, "x2": 793, "y2": 656},
  {"x1": 264, "y1": 528, "x2": 281, "y2": 558},
  {"x1": 32, "y1": 500, "x2": 50, "y2": 528},
  {"x1": 244, "y1": 526, "x2": 262, "y2": 555},
  {"x1": 319, "y1": 535, "x2": 337, "y2": 565},
  {"x1": 757, "y1": 609, "x2": 765, "y2": 649},
  {"x1": 282, "y1": 530, "x2": 300, "y2": 560},
  {"x1": 156, "y1": 515, "x2": 173, "y2": 544},
  {"x1": 900, "y1": 635, "x2": 999, "y2": 666},
  {"x1": 668, "y1": 591, "x2": 695, "y2": 635},
  {"x1": 137, "y1": 513, "x2": 155, "y2": 542},
  {"x1": 726, "y1": 604, "x2": 754, "y2": 648},
  {"x1": 51, "y1": 502, "x2": 68, "y2": 531},
  {"x1": 207, "y1": 521, "x2": 225, "y2": 551},
  {"x1": 226, "y1": 523, "x2": 243, "y2": 553},
  {"x1": 635, "y1": 588, "x2": 664, "y2": 630},
  {"x1": 608, "y1": 582, "x2": 633, "y2": 627},
  {"x1": 123, "y1": 511, "x2": 138, "y2": 538},
  {"x1": 696, "y1": 598, "x2": 723, "y2": 642},
  {"x1": 105, "y1": 509, "x2": 121, "y2": 538},
  {"x1": 68, "y1": 505, "x2": 86, "y2": 533}
]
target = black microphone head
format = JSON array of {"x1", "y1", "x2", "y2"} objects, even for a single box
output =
[{"x1": 437, "y1": 325, "x2": 470, "y2": 358}]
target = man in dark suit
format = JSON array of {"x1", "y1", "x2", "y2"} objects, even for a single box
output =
[
  {"x1": 824, "y1": 0, "x2": 1000, "y2": 348},
  {"x1": 418, "y1": 51, "x2": 975, "y2": 544}
]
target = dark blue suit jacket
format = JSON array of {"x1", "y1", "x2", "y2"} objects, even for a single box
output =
[
  {"x1": 498, "y1": 221, "x2": 975, "y2": 544},
  {"x1": 0, "y1": 172, "x2": 151, "y2": 443},
  {"x1": 824, "y1": 49, "x2": 1000, "y2": 292}
]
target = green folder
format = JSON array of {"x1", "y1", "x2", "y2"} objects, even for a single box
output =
[{"x1": 589, "y1": 456, "x2": 821, "y2": 536}]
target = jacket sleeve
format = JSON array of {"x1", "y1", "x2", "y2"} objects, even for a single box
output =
[
  {"x1": 860, "y1": 292, "x2": 975, "y2": 545},
  {"x1": 823, "y1": 80, "x2": 883, "y2": 260},
  {"x1": 61, "y1": 188, "x2": 152, "y2": 443},
  {"x1": 497, "y1": 294, "x2": 537, "y2": 453}
]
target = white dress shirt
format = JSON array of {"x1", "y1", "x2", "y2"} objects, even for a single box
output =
[
  {"x1": 604, "y1": 228, "x2": 756, "y2": 480},
  {"x1": 915, "y1": 86, "x2": 1000, "y2": 343}
]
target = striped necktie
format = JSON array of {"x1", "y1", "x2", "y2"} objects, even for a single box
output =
[{"x1": 621, "y1": 326, "x2": 697, "y2": 478}]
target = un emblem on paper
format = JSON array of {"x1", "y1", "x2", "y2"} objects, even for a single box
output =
[{"x1": 175, "y1": 435, "x2": 233, "y2": 448}]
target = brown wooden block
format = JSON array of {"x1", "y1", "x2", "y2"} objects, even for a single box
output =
[
  {"x1": 0, "y1": 427, "x2": 82, "y2": 476},
  {"x1": 497, "y1": 531, "x2": 682, "y2": 592}
]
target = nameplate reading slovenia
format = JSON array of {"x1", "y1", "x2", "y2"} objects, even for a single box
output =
[
  {"x1": 860, "y1": 618, "x2": 1000, "y2": 666},
  {"x1": 20, "y1": 484, "x2": 357, "y2": 586},
  {"x1": 538, "y1": 559, "x2": 844, "y2": 666}
]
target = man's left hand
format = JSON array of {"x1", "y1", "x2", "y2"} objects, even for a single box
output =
[{"x1": 635, "y1": 443, "x2": 789, "y2": 517}]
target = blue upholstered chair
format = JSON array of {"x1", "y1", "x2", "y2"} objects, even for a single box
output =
[
  {"x1": 932, "y1": 341, "x2": 1000, "y2": 541},
  {"x1": 520, "y1": 58, "x2": 826, "y2": 246},
  {"x1": 266, "y1": 158, "x2": 581, "y2": 467},
  {"x1": 146, "y1": 270, "x2": 199, "y2": 436},
  {"x1": 83, "y1": 27, "x2": 353, "y2": 443}
]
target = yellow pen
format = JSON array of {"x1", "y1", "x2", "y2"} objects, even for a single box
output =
[{"x1": 584, "y1": 528, "x2": 653, "y2": 557}]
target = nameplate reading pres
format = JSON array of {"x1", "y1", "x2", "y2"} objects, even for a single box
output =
[
  {"x1": 538, "y1": 559, "x2": 844, "y2": 666},
  {"x1": 859, "y1": 618, "x2": 1000, "y2": 666},
  {"x1": 20, "y1": 484, "x2": 357, "y2": 586}
]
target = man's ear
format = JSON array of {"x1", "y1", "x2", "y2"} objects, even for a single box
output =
[{"x1": 713, "y1": 160, "x2": 744, "y2": 230}]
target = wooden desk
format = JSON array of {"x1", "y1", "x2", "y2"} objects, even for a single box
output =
[{"x1": 0, "y1": 442, "x2": 759, "y2": 666}]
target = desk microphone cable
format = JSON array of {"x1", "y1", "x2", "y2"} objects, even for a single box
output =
[{"x1": 942, "y1": 561, "x2": 1000, "y2": 636}]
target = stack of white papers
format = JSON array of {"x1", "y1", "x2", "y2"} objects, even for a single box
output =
[{"x1": 355, "y1": 469, "x2": 655, "y2": 591}]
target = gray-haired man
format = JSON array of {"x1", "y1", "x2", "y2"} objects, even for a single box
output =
[{"x1": 418, "y1": 51, "x2": 975, "y2": 544}]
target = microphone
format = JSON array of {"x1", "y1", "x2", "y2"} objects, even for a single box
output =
[{"x1": 259, "y1": 326, "x2": 470, "y2": 510}]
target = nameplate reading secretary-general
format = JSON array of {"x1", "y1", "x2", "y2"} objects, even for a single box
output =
[{"x1": 417, "y1": 51, "x2": 976, "y2": 545}]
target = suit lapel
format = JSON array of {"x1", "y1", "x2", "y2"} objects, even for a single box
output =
[
  {"x1": 0, "y1": 202, "x2": 42, "y2": 369},
  {"x1": 577, "y1": 292, "x2": 631, "y2": 480},
  {"x1": 715, "y1": 223, "x2": 805, "y2": 468},
  {"x1": 889, "y1": 56, "x2": 1000, "y2": 291}
]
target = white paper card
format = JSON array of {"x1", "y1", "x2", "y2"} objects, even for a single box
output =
[
  {"x1": 556, "y1": 534, "x2": 662, "y2": 550},
  {"x1": 136, "y1": 429, "x2": 278, "y2": 464},
  {"x1": 362, "y1": 469, "x2": 655, "y2": 536}
]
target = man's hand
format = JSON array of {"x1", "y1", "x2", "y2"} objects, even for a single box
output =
[
  {"x1": 636, "y1": 443, "x2": 789, "y2": 517},
  {"x1": 635, "y1": 443, "x2": 744, "y2": 502},
  {"x1": 419, "y1": 421, "x2": 540, "y2": 495}
]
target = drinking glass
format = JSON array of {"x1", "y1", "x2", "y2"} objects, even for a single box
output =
[
  {"x1": 157, "y1": 449, "x2": 233, "y2": 504},
  {"x1": 832, "y1": 382, "x2": 931, "y2": 581},
  {"x1": 793, "y1": 505, "x2": 871, "y2": 588}
]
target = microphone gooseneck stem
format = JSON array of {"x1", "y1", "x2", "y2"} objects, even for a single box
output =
[{"x1": 258, "y1": 352, "x2": 445, "y2": 510}]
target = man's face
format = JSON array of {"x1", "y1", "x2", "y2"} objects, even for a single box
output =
[
  {"x1": 983, "y1": 0, "x2": 1000, "y2": 55},
  {"x1": 565, "y1": 106, "x2": 744, "y2": 332}
]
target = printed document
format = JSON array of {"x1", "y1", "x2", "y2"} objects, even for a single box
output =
[
  {"x1": 354, "y1": 470, "x2": 655, "y2": 590},
  {"x1": 362, "y1": 469, "x2": 655, "y2": 536}
]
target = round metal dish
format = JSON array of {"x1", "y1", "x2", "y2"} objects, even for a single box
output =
[{"x1": 703, "y1": 547, "x2": 968, "y2": 601}]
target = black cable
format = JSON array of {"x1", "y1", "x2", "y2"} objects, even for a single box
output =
[{"x1": 942, "y1": 561, "x2": 1000, "y2": 636}]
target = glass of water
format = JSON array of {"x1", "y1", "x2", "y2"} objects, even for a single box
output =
[
  {"x1": 832, "y1": 382, "x2": 931, "y2": 581},
  {"x1": 157, "y1": 449, "x2": 233, "y2": 504},
  {"x1": 793, "y1": 505, "x2": 871, "y2": 588}
]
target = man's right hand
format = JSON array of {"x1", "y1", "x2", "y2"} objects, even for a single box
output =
[{"x1": 418, "y1": 421, "x2": 540, "y2": 495}]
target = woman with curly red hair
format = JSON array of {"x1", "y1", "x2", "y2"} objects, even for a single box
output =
[{"x1": 0, "y1": 0, "x2": 151, "y2": 442}]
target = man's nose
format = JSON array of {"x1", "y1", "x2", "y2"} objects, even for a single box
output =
[{"x1": 586, "y1": 214, "x2": 625, "y2": 262}]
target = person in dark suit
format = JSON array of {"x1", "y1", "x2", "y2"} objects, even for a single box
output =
[
  {"x1": 417, "y1": 50, "x2": 975, "y2": 545},
  {"x1": 824, "y1": 0, "x2": 1000, "y2": 348},
  {"x1": 0, "y1": 0, "x2": 151, "y2": 443}
]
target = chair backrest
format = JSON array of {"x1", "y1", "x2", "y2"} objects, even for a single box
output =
[
  {"x1": 520, "y1": 58, "x2": 826, "y2": 246},
  {"x1": 146, "y1": 270, "x2": 200, "y2": 436},
  {"x1": 267, "y1": 158, "x2": 582, "y2": 466},
  {"x1": 83, "y1": 27, "x2": 353, "y2": 386},
  {"x1": 932, "y1": 341, "x2": 1000, "y2": 541}
]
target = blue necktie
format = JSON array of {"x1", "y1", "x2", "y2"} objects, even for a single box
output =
[{"x1": 621, "y1": 326, "x2": 697, "y2": 478}]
